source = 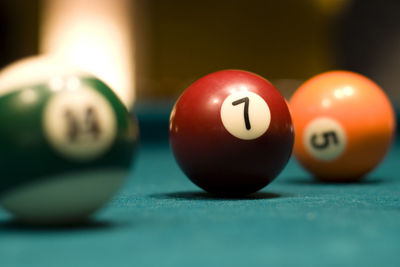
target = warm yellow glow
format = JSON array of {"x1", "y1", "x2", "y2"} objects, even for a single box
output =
[
  {"x1": 311, "y1": 0, "x2": 352, "y2": 16},
  {"x1": 40, "y1": 0, "x2": 135, "y2": 108}
]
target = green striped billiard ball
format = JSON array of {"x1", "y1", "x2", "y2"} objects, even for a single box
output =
[{"x1": 0, "y1": 56, "x2": 139, "y2": 224}]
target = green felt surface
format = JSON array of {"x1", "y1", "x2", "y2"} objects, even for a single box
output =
[{"x1": 0, "y1": 139, "x2": 399, "y2": 267}]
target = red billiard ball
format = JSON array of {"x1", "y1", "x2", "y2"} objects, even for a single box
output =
[{"x1": 169, "y1": 70, "x2": 294, "y2": 195}]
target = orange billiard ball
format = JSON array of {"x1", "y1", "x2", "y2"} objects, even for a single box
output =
[{"x1": 289, "y1": 71, "x2": 396, "y2": 181}]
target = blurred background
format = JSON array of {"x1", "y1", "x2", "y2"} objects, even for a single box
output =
[{"x1": 0, "y1": 0, "x2": 399, "y2": 112}]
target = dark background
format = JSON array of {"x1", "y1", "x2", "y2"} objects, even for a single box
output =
[{"x1": 0, "y1": 0, "x2": 399, "y2": 104}]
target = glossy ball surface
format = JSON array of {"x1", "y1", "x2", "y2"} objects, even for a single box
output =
[
  {"x1": 290, "y1": 71, "x2": 396, "y2": 181},
  {"x1": 169, "y1": 70, "x2": 294, "y2": 195},
  {"x1": 0, "y1": 56, "x2": 139, "y2": 224}
]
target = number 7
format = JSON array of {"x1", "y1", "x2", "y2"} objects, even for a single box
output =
[{"x1": 232, "y1": 97, "x2": 251, "y2": 130}]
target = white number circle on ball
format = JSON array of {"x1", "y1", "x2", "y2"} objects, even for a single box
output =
[
  {"x1": 220, "y1": 91, "x2": 271, "y2": 140},
  {"x1": 43, "y1": 86, "x2": 117, "y2": 161},
  {"x1": 303, "y1": 117, "x2": 347, "y2": 161}
]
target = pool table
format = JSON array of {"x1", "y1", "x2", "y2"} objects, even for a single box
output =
[{"x1": 0, "y1": 104, "x2": 399, "y2": 267}]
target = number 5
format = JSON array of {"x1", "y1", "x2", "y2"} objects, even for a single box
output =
[{"x1": 311, "y1": 131, "x2": 339, "y2": 150}]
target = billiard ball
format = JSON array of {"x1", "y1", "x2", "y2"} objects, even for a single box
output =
[
  {"x1": 289, "y1": 70, "x2": 396, "y2": 181},
  {"x1": 169, "y1": 70, "x2": 294, "y2": 195},
  {"x1": 0, "y1": 56, "x2": 139, "y2": 224}
]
